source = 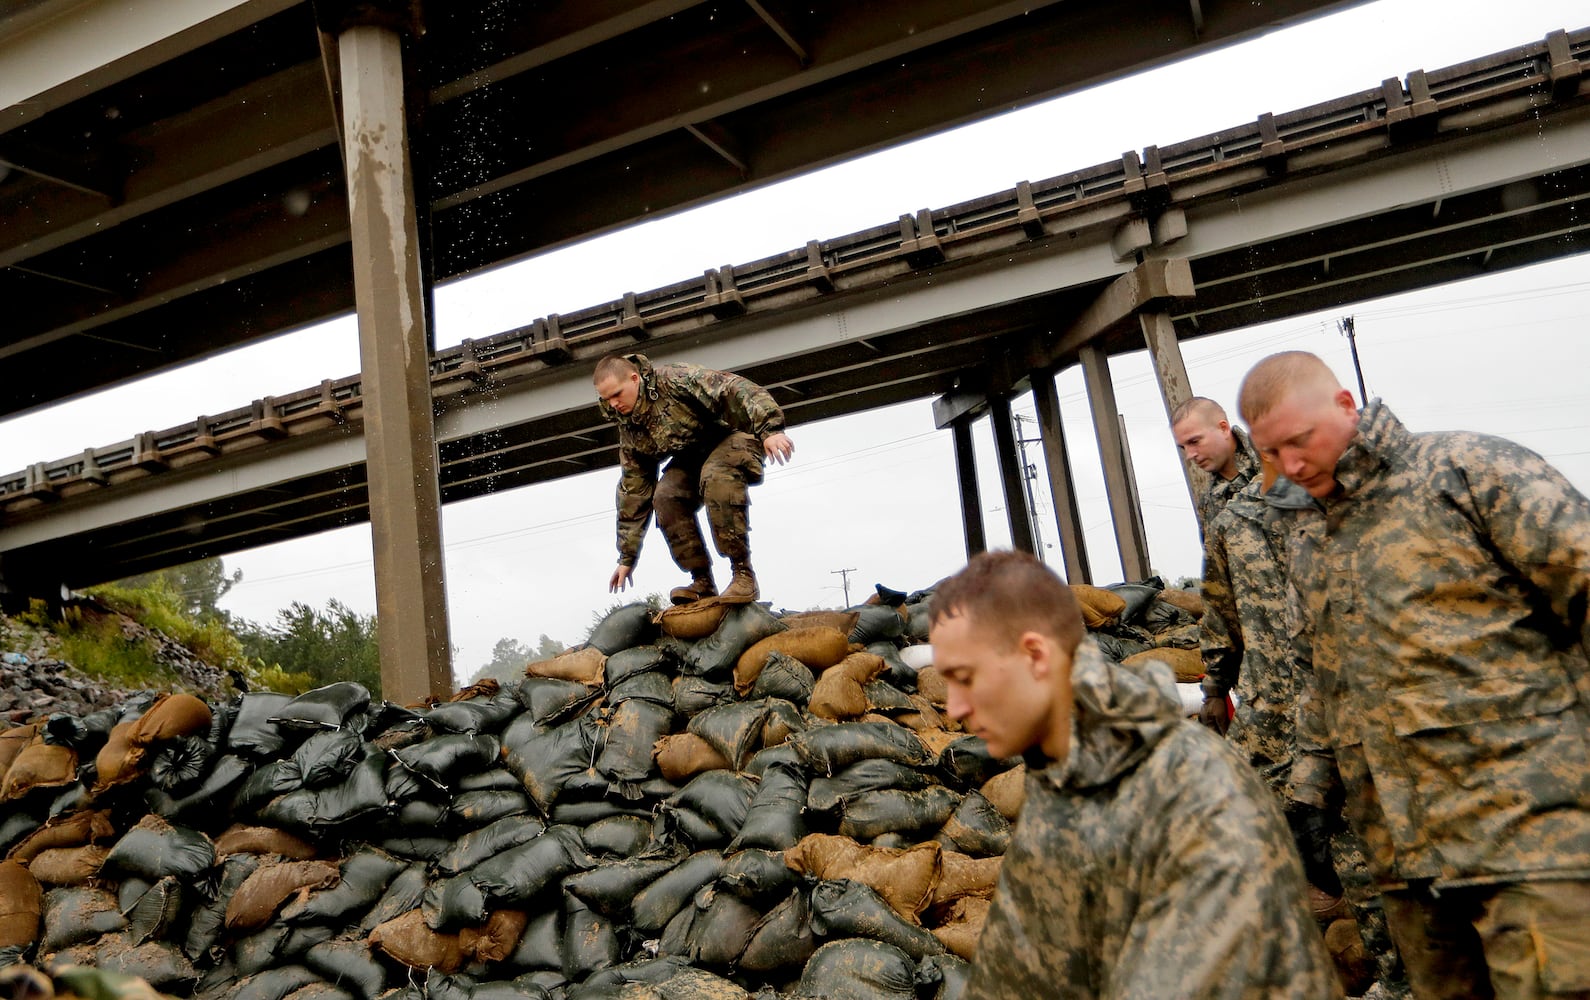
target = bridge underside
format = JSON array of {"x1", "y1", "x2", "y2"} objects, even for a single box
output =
[
  {"x1": 4, "y1": 17, "x2": 1589, "y2": 696},
  {"x1": 0, "y1": 0, "x2": 1368, "y2": 420}
]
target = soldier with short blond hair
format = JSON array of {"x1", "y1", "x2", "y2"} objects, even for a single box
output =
[{"x1": 1242, "y1": 349, "x2": 1590, "y2": 999}]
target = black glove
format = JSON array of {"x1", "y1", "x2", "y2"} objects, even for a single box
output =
[
  {"x1": 1197, "y1": 696, "x2": 1230, "y2": 736},
  {"x1": 1285, "y1": 801, "x2": 1342, "y2": 896}
]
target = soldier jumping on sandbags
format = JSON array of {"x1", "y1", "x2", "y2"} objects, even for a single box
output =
[{"x1": 594, "y1": 353, "x2": 795, "y2": 605}]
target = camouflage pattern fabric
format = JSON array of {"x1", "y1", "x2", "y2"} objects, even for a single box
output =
[
  {"x1": 1288, "y1": 401, "x2": 1590, "y2": 890},
  {"x1": 598, "y1": 353, "x2": 784, "y2": 569},
  {"x1": 964, "y1": 639, "x2": 1342, "y2": 1000},
  {"x1": 1200, "y1": 475, "x2": 1320, "y2": 792},
  {"x1": 652, "y1": 432, "x2": 763, "y2": 571},
  {"x1": 1381, "y1": 879, "x2": 1590, "y2": 999},
  {"x1": 1195, "y1": 424, "x2": 1261, "y2": 538}
]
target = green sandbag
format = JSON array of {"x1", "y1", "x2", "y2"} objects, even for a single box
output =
[
  {"x1": 790, "y1": 722, "x2": 932, "y2": 776},
  {"x1": 809, "y1": 879, "x2": 945, "y2": 960},
  {"x1": 727, "y1": 763, "x2": 807, "y2": 852},
  {"x1": 793, "y1": 938, "x2": 917, "y2": 1000},
  {"x1": 739, "y1": 887, "x2": 817, "y2": 973},
  {"x1": 838, "y1": 786, "x2": 960, "y2": 841},
  {"x1": 682, "y1": 603, "x2": 787, "y2": 677}
]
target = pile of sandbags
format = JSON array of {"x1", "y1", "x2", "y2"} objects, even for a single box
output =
[{"x1": 0, "y1": 575, "x2": 1210, "y2": 1000}]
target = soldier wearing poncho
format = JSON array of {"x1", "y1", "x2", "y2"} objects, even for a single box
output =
[
  {"x1": 595, "y1": 353, "x2": 794, "y2": 605},
  {"x1": 1242, "y1": 350, "x2": 1590, "y2": 1000},
  {"x1": 930, "y1": 551, "x2": 1340, "y2": 1000}
]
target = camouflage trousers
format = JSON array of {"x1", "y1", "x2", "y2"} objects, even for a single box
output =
[
  {"x1": 1382, "y1": 878, "x2": 1590, "y2": 999},
  {"x1": 653, "y1": 431, "x2": 764, "y2": 573}
]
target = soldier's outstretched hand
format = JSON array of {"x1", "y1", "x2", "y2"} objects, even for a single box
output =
[
  {"x1": 764, "y1": 432, "x2": 795, "y2": 465},
  {"x1": 609, "y1": 565, "x2": 633, "y2": 593}
]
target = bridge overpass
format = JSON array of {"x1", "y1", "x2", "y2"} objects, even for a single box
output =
[{"x1": 5, "y1": 26, "x2": 1590, "y2": 697}]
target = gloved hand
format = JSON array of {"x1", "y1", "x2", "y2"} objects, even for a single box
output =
[
  {"x1": 1197, "y1": 695, "x2": 1230, "y2": 736},
  {"x1": 1285, "y1": 801, "x2": 1342, "y2": 896}
]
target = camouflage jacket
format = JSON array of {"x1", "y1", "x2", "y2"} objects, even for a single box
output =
[
  {"x1": 1289, "y1": 400, "x2": 1590, "y2": 890},
  {"x1": 1196, "y1": 425, "x2": 1261, "y2": 538},
  {"x1": 965, "y1": 640, "x2": 1341, "y2": 1000},
  {"x1": 1200, "y1": 476, "x2": 1321, "y2": 770},
  {"x1": 598, "y1": 353, "x2": 785, "y2": 566}
]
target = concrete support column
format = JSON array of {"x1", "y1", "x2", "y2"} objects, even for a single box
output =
[
  {"x1": 338, "y1": 23, "x2": 452, "y2": 703},
  {"x1": 1079, "y1": 344, "x2": 1152, "y2": 581},
  {"x1": 988, "y1": 393, "x2": 1036, "y2": 554},
  {"x1": 1140, "y1": 310, "x2": 1210, "y2": 525},
  {"x1": 1030, "y1": 370, "x2": 1091, "y2": 583},
  {"x1": 950, "y1": 417, "x2": 986, "y2": 560}
]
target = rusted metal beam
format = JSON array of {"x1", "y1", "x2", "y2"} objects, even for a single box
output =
[
  {"x1": 1031, "y1": 370, "x2": 1090, "y2": 583},
  {"x1": 1025, "y1": 258, "x2": 1195, "y2": 371},
  {"x1": 1139, "y1": 310, "x2": 1209, "y2": 516},
  {"x1": 988, "y1": 392, "x2": 1035, "y2": 554},
  {"x1": 951, "y1": 417, "x2": 986, "y2": 560},
  {"x1": 1080, "y1": 343, "x2": 1151, "y2": 581}
]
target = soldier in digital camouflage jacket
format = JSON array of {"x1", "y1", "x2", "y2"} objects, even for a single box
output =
[
  {"x1": 1203, "y1": 472, "x2": 1409, "y2": 994},
  {"x1": 1200, "y1": 473, "x2": 1319, "y2": 791},
  {"x1": 595, "y1": 353, "x2": 792, "y2": 602},
  {"x1": 965, "y1": 639, "x2": 1342, "y2": 1000},
  {"x1": 1244, "y1": 351, "x2": 1590, "y2": 997},
  {"x1": 1284, "y1": 400, "x2": 1590, "y2": 889}
]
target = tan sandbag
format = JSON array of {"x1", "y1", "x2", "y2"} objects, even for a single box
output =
[
  {"x1": 0, "y1": 724, "x2": 39, "y2": 784},
  {"x1": 915, "y1": 666, "x2": 948, "y2": 706},
  {"x1": 1157, "y1": 588, "x2": 1204, "y2": 619},
  {"x1": 7, "y1": 809, "x2": 115, "y2": 864},
  {"x1": 450, "y1": 678, "x2": 500, "y2": 701},
  {"x1": 370, "y1": 908, "x2": 477, "y2": 973},
  {"x1": 930, "y1": 896, "x2": 990, "y2": 960},
  {"x1": 933, "y1": 852, "x2": 1003, "y2": 905},
  {"x1": 1071, "y1": 584, "x2": 1126, "y2": 629},
  {"x1": 1, "y1": 742, "x2": 77, "y2": 801},
  {"x1": 761, "y1": 711, "x2": 798, "y2": 748},
  {"x1": 776, "y1": 610, "x2": 861, "y2": 635},
  {"x1": 225, "y1": 860, "x2": 340, "y2": 931},
  {"x1": 526, "y1": 645, "x2": 606, "y2": 684},
  {"x1": 913, "y1": 728, "x2": 964, "y2": 762},
  {"x1": 980, "y1": 765, "x2": 1025, "y2": 822},
  {"x1": 1326, "y1": 917, "x2": 1375, "y2": 996},
  {"x1": 26, "y1": 845, "x2": 109, "y2": 886},
  {"x1": 654, "y1": 733, "x2": 731, "y2": 784},
  {"x1": 127, "y1": 693, "x2": 213, "y2": 746},
  {"x1": 0, "y1": 859, "x2": 43, "y2": 949},
  {"x1": 1122, "y1": 647, "x2": 1203, "y2": 683},
  {"x1": 473, "y1": 908, "x2": 529, "y2": 963},
  {"x1": 94, "y1": 721, "x2": 147, "y2": 792},
  {"x1": 808, "y1": 652, "x2": 887, "y2": 722},
  {"x1": 656, "y1": 599, "x2": 731, "y2": 640},
  {"x1": 785, "y1": 834, "x2": 942, "y2": 923},
  {"x1": 213, "y1": 825, "x2": 319, "y2": 860},
  {"x1": 892, "y1": 694, "x2": 946, "y2": 733},
  {"x1": 734, "y1": 627, "x2": 851, "y2": 694}
]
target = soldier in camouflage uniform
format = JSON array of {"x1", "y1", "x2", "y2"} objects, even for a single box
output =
[
  {"x1": 1202, "y1": 466, "x2": 1409, "y2": 997},
  {"x1": 1173, "y1": 396, "x2": 1262, "y2": 538},
  {"x1": 931, "y1": 550, "x2": 1341, "y2": 999},
  {"x1": 1242, "y1": 351, "x2": 1590, "y2": 1000},
  {"x1": 594, "y1": 353, "x2": 794, "y2": 604}
]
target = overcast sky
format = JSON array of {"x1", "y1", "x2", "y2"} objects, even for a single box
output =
[{"x1": 3, "y1": 0, "x2": 1588, "y2": 681}]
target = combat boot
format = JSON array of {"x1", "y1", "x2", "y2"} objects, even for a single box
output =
[
  {"x1": 670, "y1": 574, "x2": 717, "y2": 605},
  {"x1": 720, "y1": 564, "x2": 759, "y2": 603}
]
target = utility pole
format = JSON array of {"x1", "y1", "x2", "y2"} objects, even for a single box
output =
[
  {"x1": 1014, "y1": 414, "x2": 1045, "y2": 560},
  {"x1": 831, "y1": 567, "x2": 857, "y2": 608},
  {"x1": 1338, "y1": 316, "x2": 1369, "y2": 406}
]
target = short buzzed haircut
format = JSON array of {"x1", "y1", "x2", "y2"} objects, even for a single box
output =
[
  {"x1": 1170, "y1": 396, "x2": 1228, "y2": 427},
  {"x1": 1238, "y1": 351, "x2": 1343, "y2": 424},
  {"x1": 593, "y1": 354, "x2": 638, "y2": 382},
  {"x1": 930, "y1": 550, "x2": 1084, "y2": 655}
]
